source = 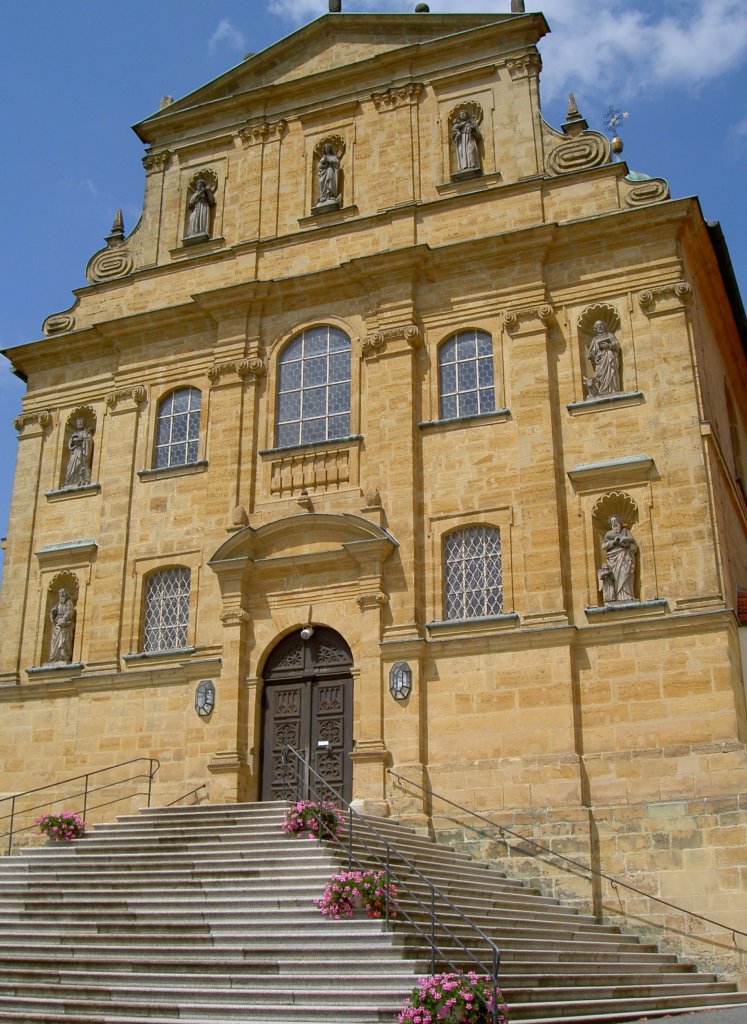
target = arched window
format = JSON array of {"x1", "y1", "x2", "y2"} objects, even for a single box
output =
[
  {"x1": 154, "y1": 388, "x2": 201, "y2": 469},
  {"x1": 439, "y1": 330, "x2": 496, "y2": 420},
  {"x1": 142, "y1": 567, "x2": 191, "y2": 653},
  {"x1": 444, "y1": 525, "x2": 503, "y2": 620},
  {"x1": 276, "y1": 326, "x2": 351, "y2": 448}
]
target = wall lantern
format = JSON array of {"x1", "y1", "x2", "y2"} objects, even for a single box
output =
[
  {"x1": 389, "y1": 661, "x2": 412, "y2": 701},
  {"x1": 195, "y1": 680, "x2": 215, "y2": 717}
]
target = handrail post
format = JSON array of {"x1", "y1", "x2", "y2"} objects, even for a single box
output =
[
  {"x1": 430, "y1": 886, "x2": 436, "y2": 974},
  {"x1": 347, "y1": 808, "x2": 353, "y2": 871},
  {"x1": 385, "y1": 846, "x2": 391, "y2": 931},
  {"x1": 7, "y1": 797, "x2": 15, "y2": 856},
  {"x1": 83, "y1": 773, "x2": 89, "y2": 821},
  {"x1": 147, "y1": 760, "x2": 154, "y2": 807},
  {"x1": 492, "y1": 946, "x2": 499, "y2": 1024}
]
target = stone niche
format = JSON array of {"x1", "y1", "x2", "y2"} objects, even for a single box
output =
[
  {"x1": 41, "y1": 570, "x2": 79, "y2": 667},
  {"x1": 592, "y1": 491, "x2": 641, "y2": 606},
  {"x1": 59, "y1": 406, "x2": 96, "y2": 490}
]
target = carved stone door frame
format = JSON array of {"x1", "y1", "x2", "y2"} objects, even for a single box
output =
[{"x1": 260, "y1": 627, "x2": 353, "y2": 803}]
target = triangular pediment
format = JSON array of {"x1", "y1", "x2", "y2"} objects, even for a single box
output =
[{"x1": 135, "y1": 12, "x2": 515, "y2": 137}]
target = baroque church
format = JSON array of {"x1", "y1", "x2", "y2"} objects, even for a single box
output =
[{"x1": 2, "y1": 1, "x2": 747, "y2": 982}]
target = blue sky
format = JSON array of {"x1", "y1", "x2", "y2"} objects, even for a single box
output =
[{"x1": 1, "y1": 0, "x2": 746, "y2": 576}]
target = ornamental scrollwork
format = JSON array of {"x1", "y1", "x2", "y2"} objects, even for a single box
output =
[
  {"x1": 506, "y1": 53, "x2": 542, "y2": 79},
  {"x1": 546, "y1": 135, "x2": 608, "y2": 176},
  {"x1": 14, "y1": 410, "x2": 52, "y2": 434},
  {"x1": 624, "y1": 178, "x2": 670, "y2": 208},
  {"x1": 371, "y1": 84, "x2": 424, "y2": 111},
  {"x1": 362, "y1": 324, "x2": 422, "y2": 358},
  {"x1": 105, "y1": 386, "x2": 146, "y2": 409},
  {"x1": 43, "y1": 313, "x2": 75, "y2": 336},
  {"x1": 142, "y1": 151, "x2": 171, "y2": 175},
  {"x1": 220, "y1": 609, "x2": 250, "y2": 626},
  {"x1": 87, "y1": 248, "x2": 135, "y2": 285},
  {"x1": 637, "y1": 282, "x2": 692, "y2": 312},
  {"x1": 503, "y1": 305, "x2": 555, "y2": 334},
  {"x1": 238, "y1": 119, "x2": 288, "y2": 147},
  {"x1": 356, "y1": 592, "x2": 389, "y2": 611}
]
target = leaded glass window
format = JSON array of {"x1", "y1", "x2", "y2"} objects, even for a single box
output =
[
  {"x1": 276, "y1": 327, "x2": 351, "y2": 448},
  {"x1": 444, "y1": 526, "x2": 503, "y2": 620},
  {"x1": 439, "y1": 330, "x2": 496, "y2": 420},
  {"x1": 154, "y1": 388, "x2": 201, "y2": 469},
  {"x1": 142, "y1": 568, "x2": 191, "y2": 653}
]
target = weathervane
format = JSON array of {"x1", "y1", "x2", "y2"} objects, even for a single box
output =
[{"x1": 603, "y1": 105, "x2": 630, "y2": 161}]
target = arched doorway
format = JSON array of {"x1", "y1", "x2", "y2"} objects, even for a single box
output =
[{"x1": 260, "y1": 627, "x2": 353, "y2": 803}]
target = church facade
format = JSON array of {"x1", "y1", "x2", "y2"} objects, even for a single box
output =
[{"x1": 2, "y1": 7, "x2": 747, "y2": 979}]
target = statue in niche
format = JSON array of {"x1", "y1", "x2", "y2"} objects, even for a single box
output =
[
  {"x1": 185, "y1": 178, "x2": 215, "y2": 240},
  {"x1": 584, "y1": 320, "x2": 622, "y2": 398},
  {"x1": 451, "y1": 109, "x2": 482, "y2": 176},
  {"x1": 315, "y1": 143, "x2": 341, "y2": 209},
  {"x1": 598, "y1": 515, "x2": 638, "y2": 604},
  {"x1": 47, "y1": 588, "x2": 77, "y2": 664},
  {"x1": 63, "y1": 418, "x2": 94, "y2": 488}
]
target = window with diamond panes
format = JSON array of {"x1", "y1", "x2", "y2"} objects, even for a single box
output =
[
  {"x1": 142, "y1": 568, "x2": 191, "y2": 653},
  {"x1": 439, "y1": 330, "x2": 496, "y2": 420},
  {"x1": 444, "y1": 526, "x2": 503, "y2": 620},
  {"x1": 154, "y1": 388, "x2": 201, "y2": 469},
  {"x1": 275, "y1": 326, "x2": 351, "y2": 448}
]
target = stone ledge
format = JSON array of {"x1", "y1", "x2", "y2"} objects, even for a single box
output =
[
  {"x1": 426, "y1": 613, "x2": 520, "y2": 639},
  {"x1": 419, "y1": 409, "x2": 511, "y2": 431},
  {"x1": 297, "y1": 205, "x2": 359, "y2": 228},
  {"x1": 259, "y1": 435, "x2": 362, "y2": 457},
  {"x1": 26, "y1": 662, "x2": 84, "y2": 677},
  {"x1": 138, "y1": 461, "x2": 208, "y2": 481},
  {"x1": 45, "y1": 483, "x2": 101, "y2": 501},
  {"x1": 567, "y1": 391, "x2": 644, "y2": 415},
  {"x1": 585, "y1": 598, "x2": 669, "y2": 621},
  {"x1": 123, "y1": 648, "x2": 196, "y2": 665}
]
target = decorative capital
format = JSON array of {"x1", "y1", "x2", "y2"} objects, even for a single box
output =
[
  {"x1": 638, "y1": 282, "x2": 691, "y2": 315},
  {"x1": 105, "y1": 385, "x2": 146, "y2": 410},
  {"x1": 239, "y1": 119, "x2": 287, "y2": 147},
  {"x1": 356, "y1": 591, "x2": 389, "y2": 611},
  {"x1": 208, "y1": 358, "x2": 267, "y2": 383},
  {"x1": 504, "y1": 305, "x2": 555, "y2": 334},
  {"x1": 14, "y1": 410, "x2": 52, "y2": 435},
  {"x1": 220, "y1": 608, "x2": 250, "y2": 626},
  {"x1": 372, "y1": 83, "x2": 424, "y2": 111},
  {"x1": 506, "y1": 53, "x2": 542, "y2": 80},
  {"x1": 362, "y1": 323, "x2": 422, "y2": 359},
  {"x1": 142, "y1": 151, "x2": 171, "y2": 175}
]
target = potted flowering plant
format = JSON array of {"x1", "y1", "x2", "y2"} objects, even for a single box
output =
[
  {"x1": 315, "y1": 869, "x2": 398, "y2": 920},
  {"x1": 35, "y1": 810, "x2": 86, "y2": 844},
  {"x1": 281, "y1": 799, "x2": 344, "y2": 840},
  {"x1": 398, "y1": 971, "x2": 509, "y2": 1024}
]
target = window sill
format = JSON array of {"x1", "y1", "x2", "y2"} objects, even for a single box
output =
[
  {"x1": 26, "y1": 662, "x2": 85, "y2": 678},
  {"x1": 419, "y1": 410, "x2": 511, "y2": 432},
  {"x1": 567, "y1": 391, "x2": 644, "y2": 415},
  {"x1": 123, "y1": 648, "x2": 196, "y2": 665},
  {"x1": 259, "y1": 435, "x2": 363, "y2": 458},
  {"x1": 45, "y1": 483, "x2": 101, "y2": 502},
  {"x1": 426, "y1": 613, "x2": 519, "y2": 639},
  {"x1": 585, "y1": 599, "x2": 668, "y2": 621},
  {"x1": 138, "y1": 460, "x2": 208, "y2": 481}
]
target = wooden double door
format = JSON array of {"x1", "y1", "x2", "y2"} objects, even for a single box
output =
[{"x1": 260, "y1": 627, "x2": 353, "y2": 803}]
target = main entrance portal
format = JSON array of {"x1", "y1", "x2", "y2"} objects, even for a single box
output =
[{"x1": 260, "y1": 627, "x2": 353, "y2": 803}]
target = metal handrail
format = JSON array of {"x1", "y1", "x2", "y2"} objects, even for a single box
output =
[
  {"x1": 166, "y1": 784, "x2": 208, "y2": 807},
  {"x1": 1, "y1": 757, "x2": 160, "y2": 855},
  {"x1": 388, "y1": 768, "x2": 747, "y2": 951},
  {"x1": 281, "y1": 746, "x2": 502, "y2": 1024}
]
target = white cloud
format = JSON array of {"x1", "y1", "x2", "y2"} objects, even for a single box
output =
[
  {"x1": 208, "y1": 18, "x2": 247, "y2": 57},
  {"x1": 266, "y1": 0, "x2": 747, "y2": 105}
]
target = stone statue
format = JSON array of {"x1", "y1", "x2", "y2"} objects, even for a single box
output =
[
  {"x1": 186, "y1": 178, "x2": 215, "y2": 239},
  {"x1": 451, "y1": 110, "x2": 482, "y2": 175},
  {"x1": 47, "y1": 588, "x2": 76, "y2": 664},
  {"x1": 316, "y1": 144, "x2": 341, "y2": 208},
  {"x1": 584, "y1": 320, "x2": 621, "y2": 398},
  {"x1": 63, "y1": 418, "x2": 93, "y2": 488},
  {"x1": 598, "y1": 516, "x2": 638, "y2": 604}
]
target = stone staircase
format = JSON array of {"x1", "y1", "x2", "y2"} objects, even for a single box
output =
[{"x1": 0, "y1": 801, "x2": 744, "y2": 1023}]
